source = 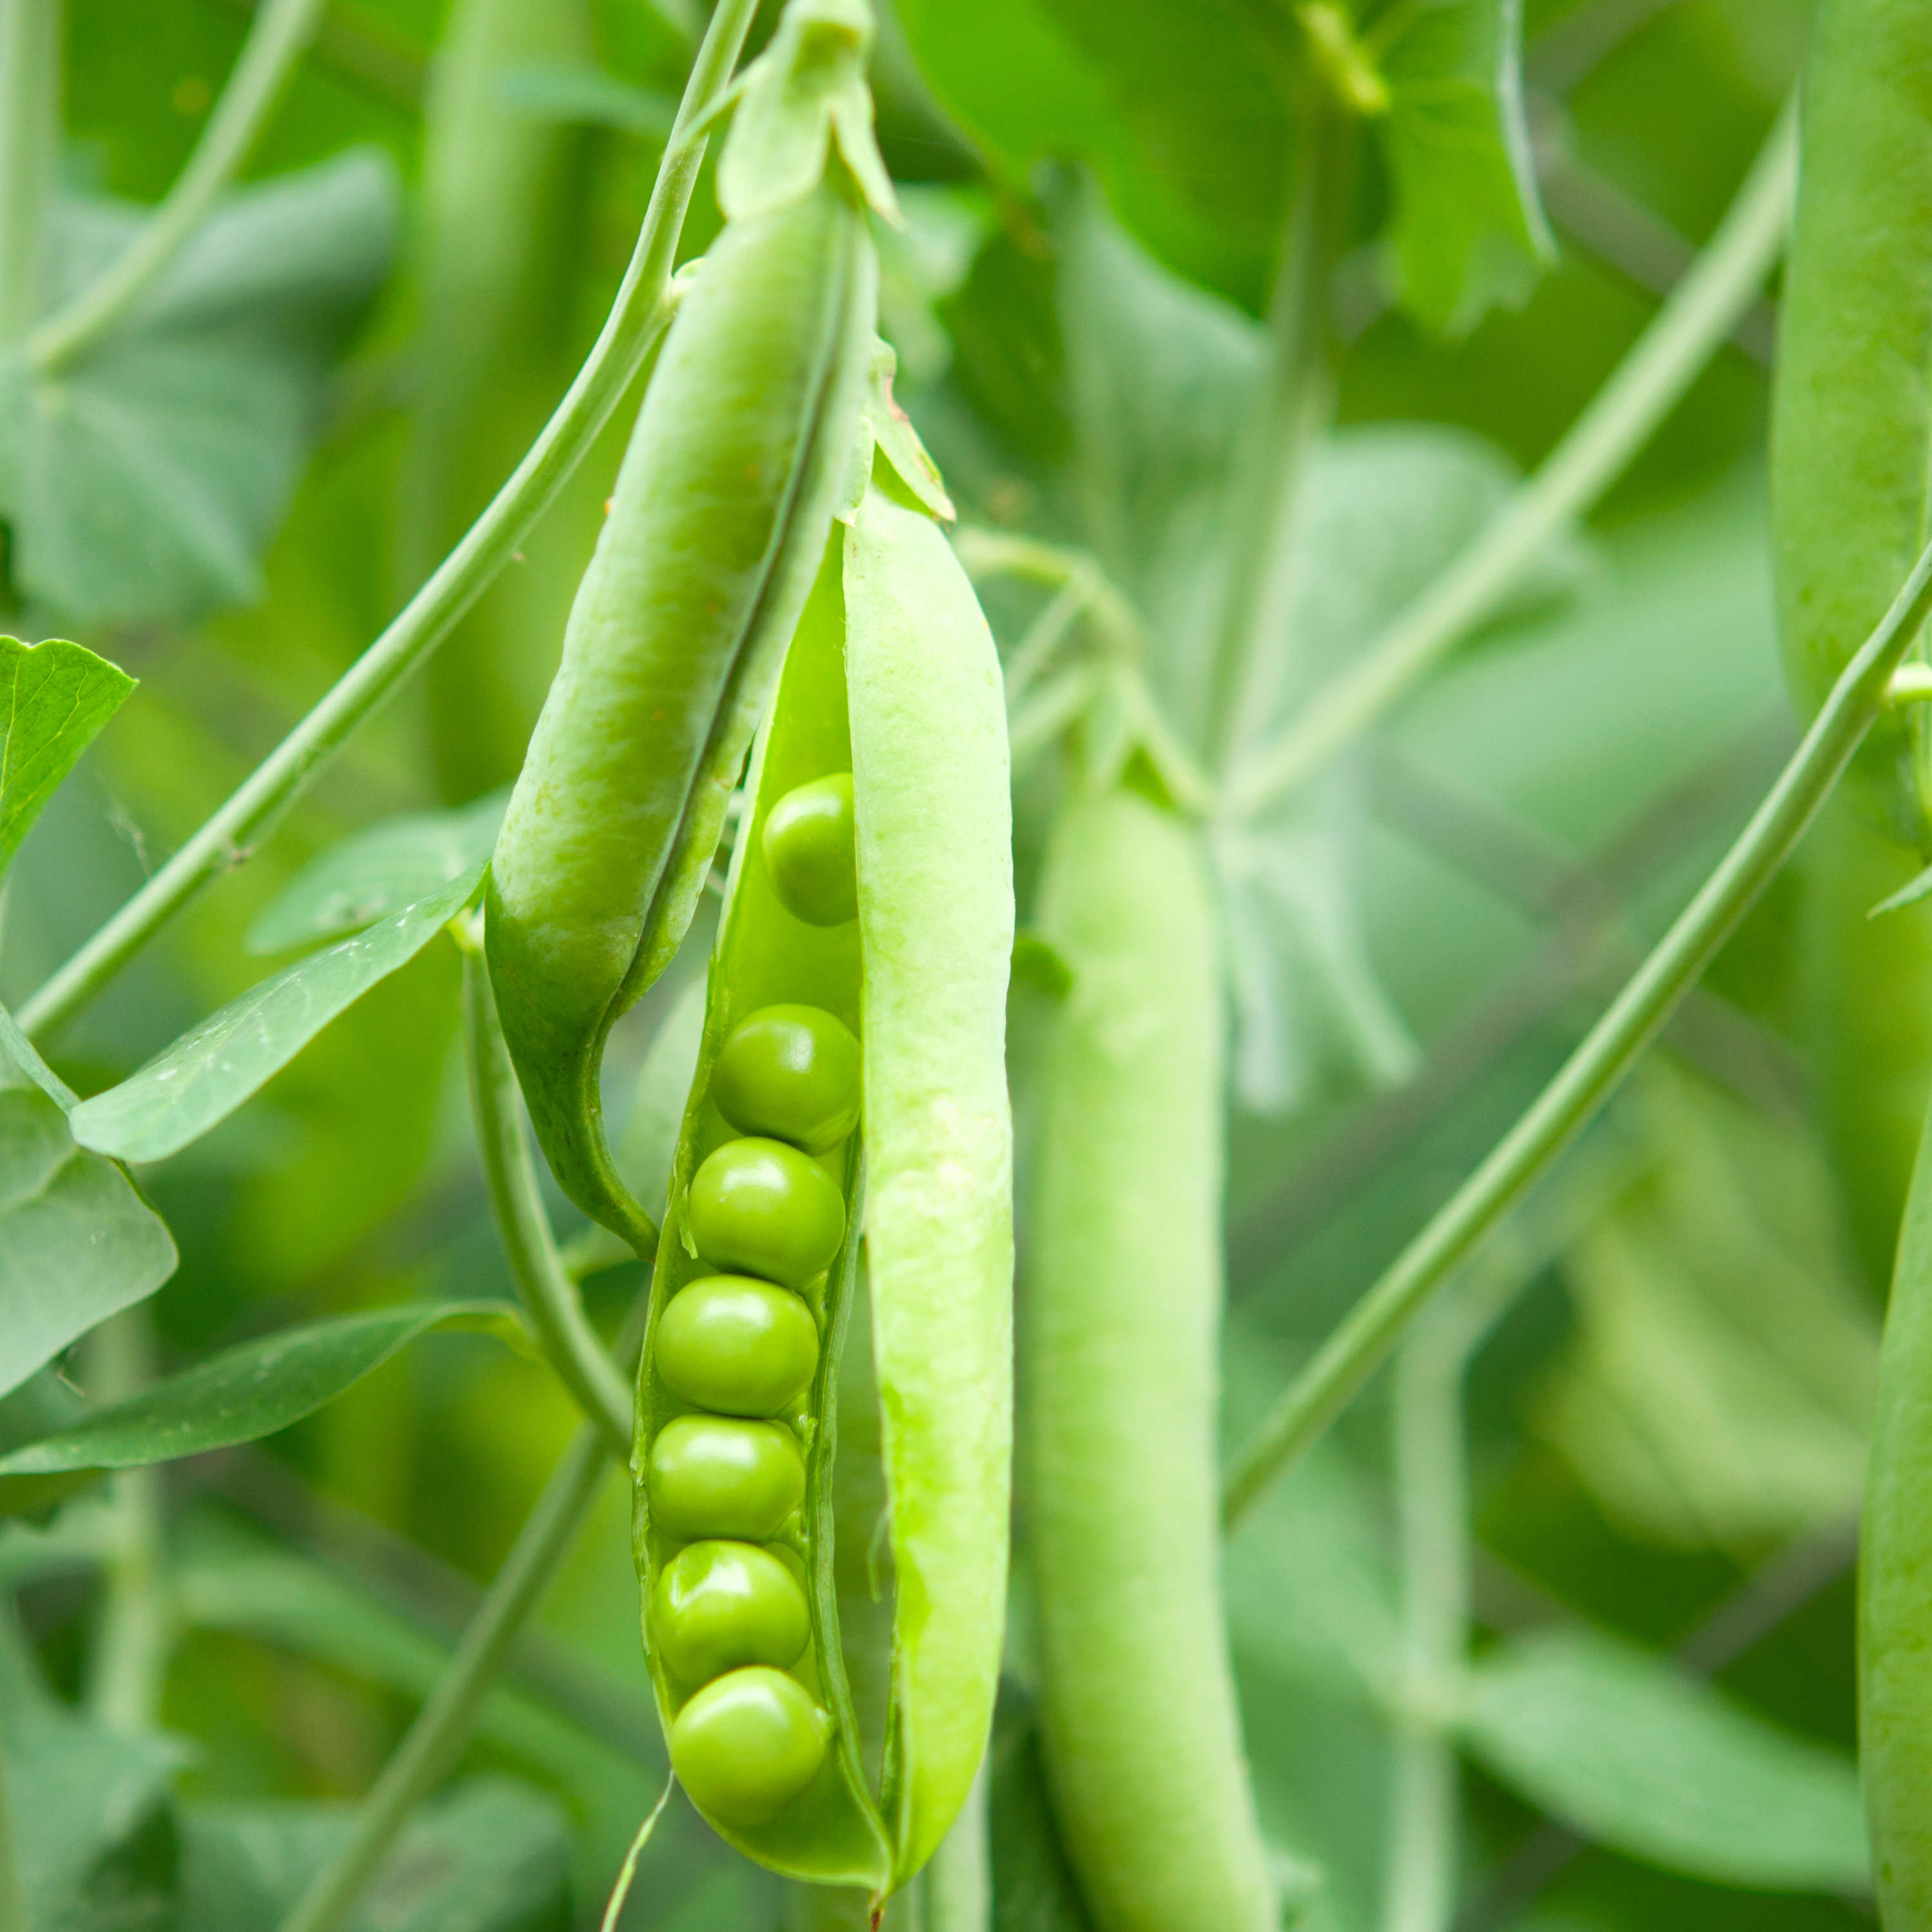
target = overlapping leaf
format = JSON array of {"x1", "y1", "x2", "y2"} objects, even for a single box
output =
[{"x1": 0, "y1": 634, "x2": 134, "y2": 876}]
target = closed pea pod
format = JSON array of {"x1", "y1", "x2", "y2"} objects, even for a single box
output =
[
  {"x1": 634, "y1": 429, "x2": 1012, "y2": 1901},
  {"x1": 1025, "y1": 783, "x2": 1277, "y2": 1932},
  {"x1": 486, "y1": 0, "x2": 889, "y2": 1256},
  {"x1": 1772, "y1": 0, "x2": 1932, "y2": 846}
]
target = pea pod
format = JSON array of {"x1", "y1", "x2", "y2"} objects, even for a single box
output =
[
  {"x1": 1025, "y1": 784, "x2": 1277, "y2": 1932},
  {"x1": 632, "y1": 454, "x2": 1013, "y2": 1895},
  {"x1": 486, "y1": 0, "x2": 889, "y2": 1256},
  {"x1": 1772, "y1": 0, "x2": 1932, "y2": 848},
  {"x1": 1862, "y1": 1097, "x2": 1932, "y2": 1922}
]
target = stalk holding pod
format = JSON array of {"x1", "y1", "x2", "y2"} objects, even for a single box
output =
[
  {"x1": 486, "y1": 0, "x2": 892, "y2": 1257},
  {"x1": 632, "y1": 423, "x2": 1012, "y2": 1899}
]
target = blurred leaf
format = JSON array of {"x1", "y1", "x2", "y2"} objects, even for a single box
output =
[
  {"x1": 495, "y1": 60, "x2": 674, "y2": 135},
  {"x1": 180, "y1": 1779, "x2": 571, "y2": 1932},
  {"x1": 0, "y1": 152, "x2": 398, "y2": 625},
  {"x1": 1537, "y1": 1063, "x2": 1877, "y2": 1551},
  {"x1": 1010, "y1": 931, "x2": 1074, "y2": 1001},
  {"x1": 895, "y1": 0, "x2": 1285, "y2": 304},
  {"x1": 0, "y1": 1609, "x2": 185, "y2": 1931},
  {"x1": 70, "y1": 866, "x2": 481, "y2": 1164},
  {"x1": 0, "y1": 1050, "x2": 177, "y2": 1402},
  {"x1": 988, "y1": 1690, "x2": 1095, "y2": 1932},
  {"x1": 1377, "y1": 0, "x2": 1552, "y2": 334},
  {"x1": 0, "y1": 1300, "x2": 527, "y2": 1519},
  {"x1": 0, "y1": 635, "x2": 135, "y2": 878},
  {"x1": 1461, "y1": 1625, "x2": 1870, "y2": 1893},
  {"x1": 247, "y1": 791, "x2": 507, "y2": 954}
]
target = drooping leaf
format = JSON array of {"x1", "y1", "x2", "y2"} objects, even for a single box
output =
[
  {"x1": 1461, "y1": 1625, "x2": 1870, "y2": 1893},
  {"x1": 70, "y1": 866, "x2": 481, "y2": 1164},
  {"x1": 1377, "y1": 0, "x2": 1553, "y2": 334},
  {"x1": 0, "y1": 1053, "x2": 176, "y2": 1402},
  {"x1": 180, "y1": 1779, "x2": 571, "y2": 1932},
  {"x1": 0, "y1": 1300, "x2": 527, "y2": 1519},
  {"x1": 0, "y1": 152, "x2": 398, "y2": 625},
  {"x1": 246, "y1": 790, "x2": 507, "y2": 954},
  {"x1": 0, "y1": 634, "x2": 135, "y2": 877}
]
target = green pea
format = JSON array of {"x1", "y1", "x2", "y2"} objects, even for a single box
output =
[
  {"x1": 669, "y1": 1665, "x2": 831, "y2": 1827},
  {"x1": 762, "y1": 773, "x2": 858, "y2": 926},
  {"x1": 687, "y1": 1137, "x2": 846, "y2": 1287},
  {"x1": 711, "y1": 1004, "x2": 861, "y2": 1153},
  {"x1": 651, "y1": 1539, "x2": 811, "y2": 1686},
  {"x1": 648, "y1": 1415, "x2": 806, "y2": 1540},
  {"x1": 656, "y1": 1274, "x2": 819, "y2": 1417}
]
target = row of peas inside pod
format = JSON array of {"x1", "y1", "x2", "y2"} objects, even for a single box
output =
[{"x1": 647, "y1": 778, "x2": 866, "y2": 1823}]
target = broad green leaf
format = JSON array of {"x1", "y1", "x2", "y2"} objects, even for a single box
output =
[
  {"x1": 0, "y1": 1054, "x2": 177, "y2": 1401},
  {"x1": 895, "y1": 0, "x2": 1284, "y2": 305},
  {"x1": 0, "y1": 1300, "x2": 527, "y2": 1519},
  {"x1": 246, "y1": 790, "x2": 507, "y2": 954},
  {"x1": 1535, "y1": 1062, "x2": 1877, "y2": 1551},
  {"x1": 180, "y1": 1779, "x2": 571, "y2": 1932},
  {"x1": 70, "y1": 866, "x2": 482, "y2": 1164},
  {"x1": 1461, "y1": 1625, "x2": 1870, "y2": 1893},
  {"x1": 1378, "y1": 0, "x2": 1553, "y2": 334},
  {"x1": 0, "y1": 152, "x2": 397, "y2": 625},
  {"x1": 0, "y1": 634, "x2": 134, "y2": 876},
  {"x1": 0, "y1": 1609, "x2": 185, "y2": 1928}
]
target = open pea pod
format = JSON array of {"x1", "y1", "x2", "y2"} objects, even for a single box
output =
[{"x1": 632, "y1": 445, "x2": 1013, "y2": 1898}]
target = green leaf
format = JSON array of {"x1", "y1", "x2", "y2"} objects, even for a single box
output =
[
  {"x1": 494, "y1": 61, "x2": 675, "y2": 136},
  {"x1": 246, "y1": 791, "x2": 507, "y2": 954},
  {"x1": 0, "y1": 634, "x2": 135, "y2": 878},
  {"x1": 70, "y1": 866, "x2": 482, "y2": 1164},
  {"x1": 0, "y1": 1300, "x2": 526, "y2": 1519},
  {"x1": 0, "y1": 152, "x2": 397, "y2": 625},
  {"x1": 0, "y1": 1063, "x2": 177, "y2": 1401},
  {"x1": 1377, "y1": 0, "x2": 1553, "y2": 334},
  {"x1": 987, "y1": 1691, "x2": 1096, "y2": 1932},
  {"x1": 1460, "y1": 1625, "x2": 1870, "y2": 1893},
  {"x1": 180, "y1": 1779, "x2": 571, "y2": 1932},
  {"x1": 0, "y1": 1611, "x2": 185, "y2": 1929}
]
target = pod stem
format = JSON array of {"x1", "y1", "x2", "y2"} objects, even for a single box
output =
[
  {"x1": 459, "y1": 933, "x2": 634, "y2": 1458},
  {"x1": 30, "y1": 0, "x2": 325, "y2": 373},
  {"x1": 0, "y1": 0, "x2": 59, "y2": 352},
  {"x1": 1224, "y1": 97, "x2": 1797, "y2": 824},
  {"x1": 278, "y1": 1293, "x2": 651, "y2": 1932},
  {"x1": 16, "y1": 0, "x2": 766, "y2": 1046},
  {"x1": 1223, "y1": 528, "x2": 1932, "y2": 1526}
]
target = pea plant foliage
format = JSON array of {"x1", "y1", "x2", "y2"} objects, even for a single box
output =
[{"x1": 0, "y1": 2, "x2": 1917, "y2": 1931}]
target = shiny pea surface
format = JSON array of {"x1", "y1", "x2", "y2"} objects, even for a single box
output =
[
  {"x1": 711, "y1": 1004, "x2": 862, "y2": 1153},
  {"x1": 651, "y1": 1539, "x2": 811, "y2": 1686},
  {"x1": 687, "y1": 1137, "x2": 846, "y2": 1287},
  {"x1": 668, "y1": 1665, "x2": 832, "y2": 1827},
  {"x1": 656, "y1": 1274, "x2": 819, "y2": 1417},
  {"x1": 648, "y1": 1414, "x2": 806, "y2": 1540},
  {"x1": 762, "y1": 772, "x2": 858, "y2": 926}
]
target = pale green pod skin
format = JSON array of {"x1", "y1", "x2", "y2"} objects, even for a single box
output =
[
  {"x1": 1862, "y1": 1096, "x2": 1932, "y2": 1923},
  {"x1": 845, "y1": 482, "x2": 1014, "y2": 1882},
  {"x1": 634, "y1": 458, "x2": 1013, "y2": 1897},
  {"x1": 1772, "y1": 0, "x2": 1932, "y2": 849},
  {"x1": 1027, "y1": 785, "x2": 1277, "y2": 1932},
  {"x1": 487, "y1": 177, "x2": 876, "y2": 1255}
]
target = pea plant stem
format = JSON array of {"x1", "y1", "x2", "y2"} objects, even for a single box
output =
[
  {"x1": 0, "y1": 0, "x2": 59, "y2": 349},
  {"x1": 29, "y1": 0, "x2": 326, "y2": 373},
  {"x1": 459, "y1": 934, "x2": 634, "y2": 1457},
  {"x1": 0, "y1": 1700, "x2": 22, "y2": 1932},
  {"x1": 1225, "y1": 99, "x2": 1797, "y2": 825},
  {"x1": 1223, "y1": 528, "x2": 1932, "y2": 1526},
  {"x1": 1200, "y1": 89, "x2": 1351, "y2": 775},
  {"x1": 278, "y1": 1413, "x2": 620, "y2": 1932},
  {"x1": 16, "y1": 0, "x2": 764, "y2": 1047}
]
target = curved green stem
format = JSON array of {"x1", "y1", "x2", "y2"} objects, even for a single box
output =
[
  {"x1": 30, "y1": 0, "x2": 325, "y2": 373},
  {"x1": 1222, "y1": 526, "x2": 1932, "y2": 1526},
  {"x1": 0, "y1": 0, "x2": 59, "y2": 350},
  {"x1": 17, "y1": 0, "x2": 764, "y2": 1046},
  {"x1": 459, "y1": 931, "x2": 634, "y2": 1457},
  {"x1": 1226, "y1": 99, "x2": 1797, "y2": 824}
]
